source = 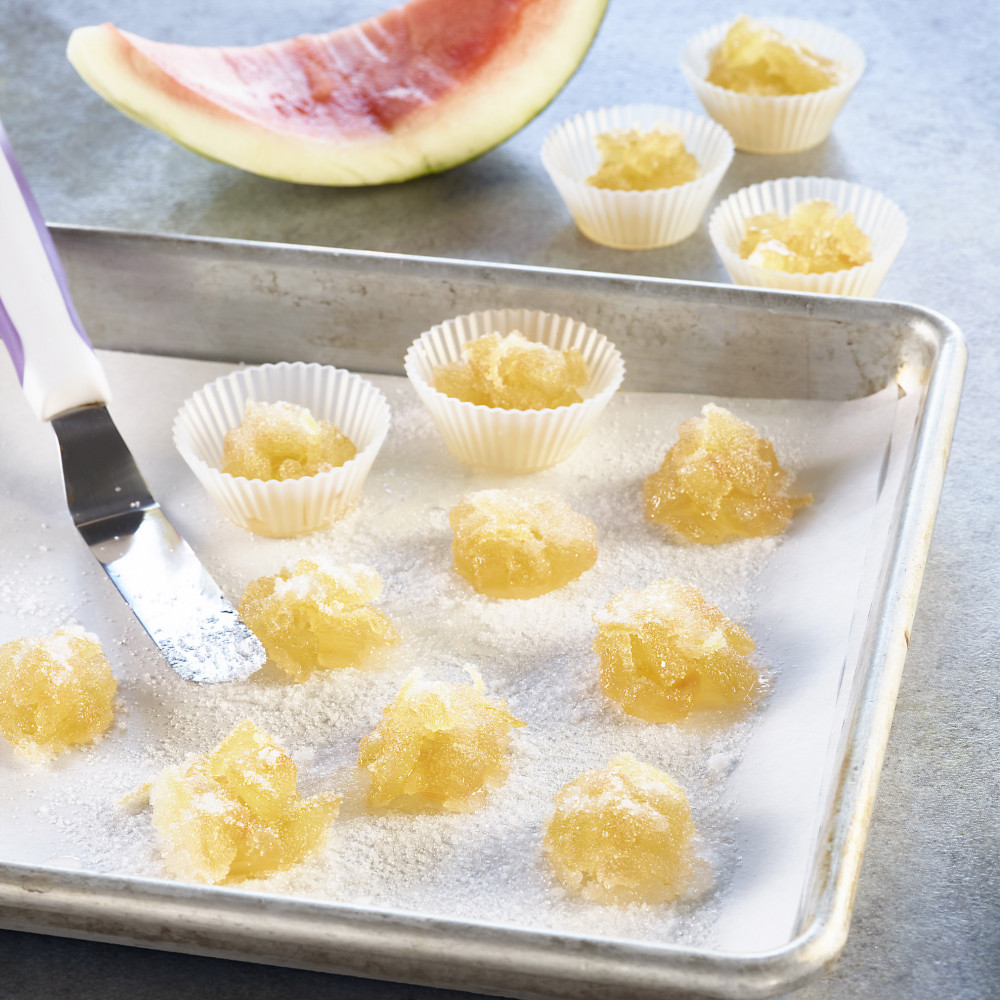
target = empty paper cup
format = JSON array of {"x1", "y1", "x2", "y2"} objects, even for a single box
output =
[
  {"x1": 173, "y1": 362, "x2": 390, "y2": 536},
  {"x1": 404, "y1": 309, "x2": 625, "y2": 472},
  {"x1": 680, "y1": 18, "x2": 865, "y2": 154},
  {"x1": 708, "y1": 176, "x2": 908, "y2": 297},
  {"x1": 542, "y1": 105, "x2": 735, "y2": 249}
]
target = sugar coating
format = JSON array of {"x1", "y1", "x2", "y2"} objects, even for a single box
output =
[
  {"x1": 587, "y1": 129, "x2": 699, "y2": 192},
  {"x1": 433, "y1": 331, "x2": 588, "y2": 410},
  {"x1": 739, "y1": 200, "x2": 873, "y2": 274},
  {"x1": 707, "y1": 16, "x2": 838, "y2": 96},
  {"x1": 222, "y1": 400, "x2": 356, "y2": 480},
  {"x1": 238, "y1": 559, "x2": 398, "y2": 680},
  {"x1": 450, "y1": 488, "x2": 598, "y2": 599},
  {"x1": 594, "y1": 578, "x2": 758, "y2": 723},
  {"x1": 149, "y1": 719, "x2": 341, "y2": 884},
  {"x1": 0, "y1": 627, "x2": 116, "y2": 761},
  {"x1": 544, "y1": 753, "x2": 696, "y2": 903},
  {"x1": 644, "y1": 404, "x2": 812, "y2": 544},
  {"x1": 358, "y1": 670, "x2": 525, "y2": 812}
]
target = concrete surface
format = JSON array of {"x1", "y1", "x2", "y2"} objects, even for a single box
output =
[{"x1": 0, "y1": 0, "x2": 998, "y2": 997}]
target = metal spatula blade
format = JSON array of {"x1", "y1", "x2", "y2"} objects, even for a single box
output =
[{"x1": 0, "y1": 119, "x2": 265, "y2": 683}]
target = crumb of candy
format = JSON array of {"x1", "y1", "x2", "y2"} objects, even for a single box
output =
[
  {"x1": 222, "y1": 400, "x2": 356, "y2": 480},
  {"x1": 450, "y1": 488, "x2": 597, "y2": 599},
  {"x1": 587, "y1": 129, "x2": 699, "y2": 191},
  {"x1": 433, "y1": 331, "x2": 587, "y2": 410},
  {"x1": 707, "y1": 16, "x2": 837, "y2": 96},
  {"x1": 238, "y1": 559, "x2": 398, "y2": 680},
  {"x1": 0, "y1": 627, "x2": 116, "y2": 760},
  {"x1": 644, "y1": 404, "x2": 812, "y2": 544},
  {"x1": 594, "y1": 578, "x2": 758, "y2": 723},
  {"x1": 359, "y1": 669, "x2": 525, "y2": 812},
  {"x1": 545, "y1": 753, "x2": 696, "y2": 903},
  {"x1": 149, "y1": 719, "x2": 341, "y2": 883}
]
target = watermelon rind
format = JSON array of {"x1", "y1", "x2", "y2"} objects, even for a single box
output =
[{"x1": 66, "y1": 0, "x2": 609, "y2": 186}]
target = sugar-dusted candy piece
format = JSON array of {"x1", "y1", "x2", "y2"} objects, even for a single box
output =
[
  {"x1": 0, "y1": 627, "x2": 116, "y2": 760},
  {"x1": 359, "y1": 670, "x2": 525, "y2": 812},
  {"x1": 707, "y1": 16, "x2": 838, "y2": 96},
  {"x1": 739, "y1": 199, "x2": 872, "y2": 274},
  {"x1": 450, "y1": 488, "x2": 597, "y2": 599},
  {"x1": 239, "y1": 559, "x2": 398, "y2": 680},
  {"x1": 594, "y1": 578, "x2": 758, "y2": 723},
  {"x1": 222, "y1": 399, "x2": 356, "y2": 480},
  {"x1": 587, "y1": 128, "x2": 699, "y2": 192},
  {"x1": 544, "y1": 753, "x2": 696, "y2": 903},
  {"x1": 433, "y1": 331, "x2": 588, "y2": 410},
  {"x1": 644, "y1": 404, "x2": 812, "y2": 544},
  {"x1": 149, "y1": 719, "x2": 340, "y2": 883}
]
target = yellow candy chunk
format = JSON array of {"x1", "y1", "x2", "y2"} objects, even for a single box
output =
[
  {"x1": 433, "y1": 331, "x2": 588, "y2": 410},
  {"x1": 238, "y1": 560, "x2": 398, "y2": 681},
  {"x1": 0, "y1": 627, "x2": 116, "y2": 760},
  {"x1": 594, "y1": 578, "x2": 758, "y2": 723},
  {"x1": 450, "y1": 488, "x2": 597, "y2": 599},
  {"x1": 644, "y1": 404, "x2": 812, "y2": 544},
  {"x1": 587, "y1": 129, "x2": 699, "y2": 191},
  {"x1": 358, "y1": 670, "x2": 525, "y2": 812},
  {"x1": 707, "y1": 16, "x2": 838, "y2": 96},
  {"x1": 222, "y1": 399, "x2": 356, "y2": 480},
  {"x1": 149, "y1": 719, "x2": 340, "y2": 884},
  {"x1": 739, "y1": 199, "x2": 873, "y2": 274},
  {"x1": 544, "y1": 753, "x2": 696, "y2": 904}
]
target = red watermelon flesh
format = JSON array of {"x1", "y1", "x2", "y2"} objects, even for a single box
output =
[{"x1": 67, "y1": 0, "x2": 608, "y2": 184}]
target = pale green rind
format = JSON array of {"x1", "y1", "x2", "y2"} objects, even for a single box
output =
[{"x1": 66, "y1": 1, "x2": 608, "y2": 186}]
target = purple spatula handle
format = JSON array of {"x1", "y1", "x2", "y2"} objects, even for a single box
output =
[{"x1": 0, "y1": 118, "x2": 110, "y2": 420}]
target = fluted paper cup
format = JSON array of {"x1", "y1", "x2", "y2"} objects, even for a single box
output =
[
  {"x1": 681, "y1": 18, "x2": 865, "y2": 154},
  {"x1": 708, "y1": 176, "x2": 908, "y2": 297},
  {"x1": 405, "y1": 309, "x2": 624, "y2": 472},
  {"x1": 541, "y1": 105, "x2": 734, "y2": 249},
  {"x1": 173, "y1": 362, "x2": 390, "y2": 536}
]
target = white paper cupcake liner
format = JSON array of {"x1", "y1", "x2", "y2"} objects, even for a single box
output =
[
  {"x1": 541, "y1": 105, "x2": 734, "y2": 249},
  {"x1": 681, "y1": 18, "x2": 865, "y2": 154},
  {"x1": 708, "y1": 176, "x2": 908, "y2": 297},
  {"x1": 404, "y1": 309, "x2": 625, "y2": 472},
  {"x1": 173, "y1": 362, "x2": 390, "y2": 536}
]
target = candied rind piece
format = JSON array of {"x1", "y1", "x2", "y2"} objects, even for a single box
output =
[
  {"x1": 222, "y1": 399, "x2": 357, "y2": 481},
  {"x1": 544, "y1": 753, "x2": 696, "y2": 903},
  {"x1": 0, "y1": 627, "x2": 116, "y2": 761},
  {"x1": 450, "y1": 488, "x2": 598, "y2": 599},
  {"x1": 644, "y1": 403, "x2": 812, "y2": 544},
  {"x1": 739, "y1": 199, "x2": 872, "y2": 274},
  {"x1": 239, "y1": 559, "x2": 398, "y2": 681},
  {"x1": 587, "y1": 128, "x2": 699, "y2": 192},
  {"x1": 358, "y1": 670, "x2": 525, "y2": 812},
  {"x1": 150, "y1": 719, "x2": 340, "y2": 884},
  {"x1": 707, "y1": 15, "x2": 838, "y2": 96},
  {"x1": 594, "y1": 578, "x2": 758, "y2": 723},
  {"x1": 433, "y1": 331, "x2": 588, "y2": 410}
]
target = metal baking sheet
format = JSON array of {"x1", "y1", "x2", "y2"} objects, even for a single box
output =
[{"x1": 0, "y1": 226, "x2": 966, "y2": 999}]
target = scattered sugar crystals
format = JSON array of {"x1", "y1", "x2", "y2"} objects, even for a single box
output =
[{"x1": 0, "y1": 352, "x2": 886, "y2": 951}]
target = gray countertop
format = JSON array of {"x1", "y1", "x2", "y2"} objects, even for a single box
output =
[{"x1": 1, "y1": 0, "x2": 998, "y2": 997}]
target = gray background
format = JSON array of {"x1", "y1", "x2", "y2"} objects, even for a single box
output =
[{"x1": 1, "y1": 0, "x2": 998, "y2": 997}]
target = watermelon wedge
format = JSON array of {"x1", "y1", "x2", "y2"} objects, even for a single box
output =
[{"x1": 67, "y1": 0, "x2": 607, "y2": 185}]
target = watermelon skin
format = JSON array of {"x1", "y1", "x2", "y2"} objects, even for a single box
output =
[{"x1": 66, "y1": 0, "x2": 608, "y2": 185}]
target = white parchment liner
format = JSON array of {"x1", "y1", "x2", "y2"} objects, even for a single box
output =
[
  {"x1": 173, "y1": 362, "x2": 390, "y2": 536},
  {"x1": 680, "y1": 18, "x2": 865, "y2": 154},
  {"x1": 405, "y1": 309, "x2": 624, "y2": 472},
  {"x1": 709, "y1": 177, "x2": 908, "y2": 297},
  {"x1": 541, "y1": 105, "x2": 734, "y2": 249}
]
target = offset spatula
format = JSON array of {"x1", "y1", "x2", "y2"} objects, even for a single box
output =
[{"x1": 0, "y1": 120, "x2": 265, "y2": 682}]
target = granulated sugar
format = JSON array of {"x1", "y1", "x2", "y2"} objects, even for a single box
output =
[{"x1": 0, "y1": 352, "x2": 901, "y2": 952}]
